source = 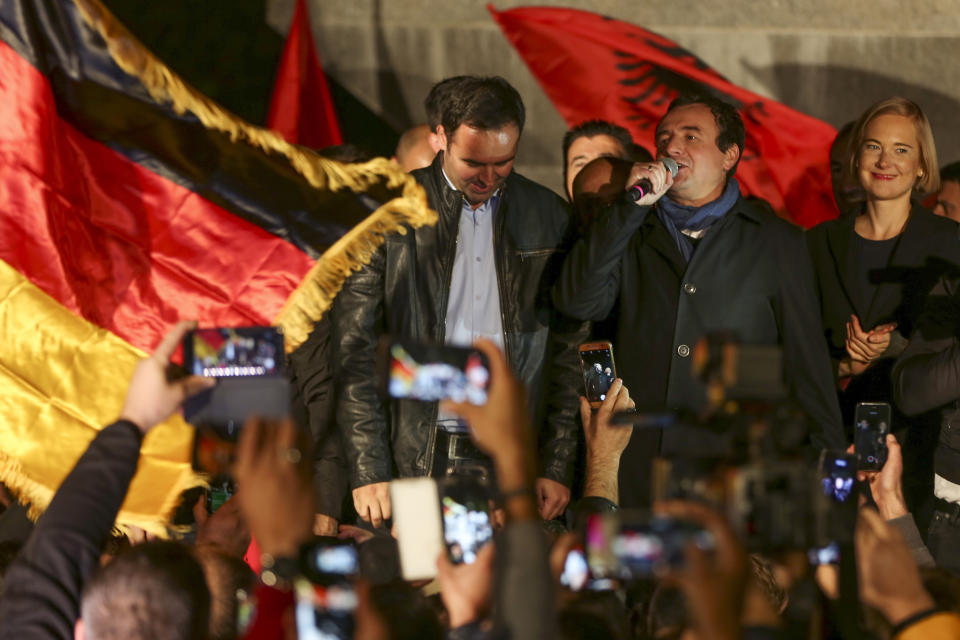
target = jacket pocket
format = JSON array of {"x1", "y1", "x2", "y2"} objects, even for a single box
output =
[{"x1": 516, "y1": 247, "x2": 559, "y2": 261}]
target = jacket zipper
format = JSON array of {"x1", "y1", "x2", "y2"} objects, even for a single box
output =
[{"x1": 492, "y1": 186, "x2": 512, "y2": 367}]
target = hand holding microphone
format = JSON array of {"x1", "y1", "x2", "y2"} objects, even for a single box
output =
[{"x1": 626, "y1": 158, "x2": 679, "y2": 205}]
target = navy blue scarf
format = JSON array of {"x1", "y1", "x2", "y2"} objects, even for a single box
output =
[{"x1": 657, "y1": 179, "x2": 741, "y2": 263}]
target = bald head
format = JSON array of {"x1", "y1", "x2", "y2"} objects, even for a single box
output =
[{"x1": 395, "y1": 125, "x2": 439, "y2": 172}]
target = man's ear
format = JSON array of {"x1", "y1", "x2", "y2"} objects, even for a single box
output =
[
  {"x1": 436, "y1": 125, "x2": 449, "y2": 150},
  {"x1": 722, "y1": 144, "x2": 741, "y2": 172},
  {"x1": 74, "y1": 618, "x2": 85, "y2": 640}
]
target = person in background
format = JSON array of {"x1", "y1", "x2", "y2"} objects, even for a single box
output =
[
  {"x1": 394, "y1": 124, "x2": 438, "y2": 173},
  {"x1": 829, "y1": 121, "x2": 864, "y2": 216},
  {"x1": 933, "y1": 161, "x2": 960, "y2": 223},
  {"x1": 561, "y1": 120, "x2": 634, "y2": 202},
  {"x1": 807, "y1": 96, "x2": 960, "y2": 514},
  {"x1": 894, "y1": 269, "x2": 960, "y2": 572}
]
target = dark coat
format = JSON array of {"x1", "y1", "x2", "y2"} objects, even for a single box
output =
[
  {"x1": 893, "y1": 274, "x2": 960, "y2": 485},
  {"x1": 0, "y1": 421, "x2": 143, "y2": 640},
  {"x1": 806, "y1": 207, "x2": 960, "y2": 426},
  {"x1": 554, "y1": 193, "x2": 844, "y2": 506},
  {"x1": 331, "y1": 154, "x2": 589, "y2": 488}
]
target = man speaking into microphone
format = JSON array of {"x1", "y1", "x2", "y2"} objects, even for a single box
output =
[{"x1": 554, "y1": 94, "x2": 844, "y2": 506}]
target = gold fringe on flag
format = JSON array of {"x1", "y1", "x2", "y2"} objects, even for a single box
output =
[
  {"x1": 0, "y1": 261, "x2": 204, "y2": 537},
  {"x1": 70, "y1": 0, "x2": 437, "y2": 352}
]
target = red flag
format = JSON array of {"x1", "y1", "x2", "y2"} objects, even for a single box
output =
[
  {"x1": 489, "y1": 6, "x2": 838, "y2": 228},
  {"x1": 268, "y1": 0, "x2": 343, "y2": 147}
]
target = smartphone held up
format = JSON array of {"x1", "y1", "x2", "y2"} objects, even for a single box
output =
[
  {"x1": 390, "y1": 475, "x2": 493, "y2": 581},
  {"x1": 380, "y1": 338, "x2": 491, "y2": 405},
  {"x1": 579, "y1": 341, "x2": 617, "y2": 408},
  {"x1": 182, "y1": 325, "x2": 290, "y2": 476},
  {"x1": 854, "y1": 402, "x2": 891, "y2": 471}
]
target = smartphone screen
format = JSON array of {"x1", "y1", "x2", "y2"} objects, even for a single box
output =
[
  {"x1": 383, "y1": 340, "x2": 490, "y2": 404},
  {"x1": 559, "y1": 547, "x2": 589, "y2": 591},
  {"x1": 854, "y1": 402, "x2": 891, "y2": 471},
  {"x1": 301, "y1": 542, "x2": 359, "y2": 585},
  {"x1": 294, "y1": 578, "x2": 356, "y2": 640},
  {"x1": 206, "y1": 477, "x2": 234, "y2": 514},
  {"x1": 808, "y1": 541, "x2": 840, "y2": 565},
  {"x1": 820, "y1": 452, "x2": 857, "y2": 504},
  {"x1": 294, "y1": 542, "x2": 358, "y2": 640},
  {"x1": 183, "y1": 326, "x2": 284, "y2": 378},
  {"x1": 586, "y1": 511, "x2": 712, "y2": 579},
  {"x1": 815, "y1": 450, "x2": 859, "y2": 549},
  {"x1": 439, "y1": 478, "x2": 493, "y2": 565},
  {"x1": 579, "y1": 342, "x2": 616, "y2": 407}
]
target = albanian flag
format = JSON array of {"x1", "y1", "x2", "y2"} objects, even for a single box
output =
[
  {"x1": 0, "y1": 0, "x2": 433, "y2": 533},
  {"x1": 489, "y1": 6, "x2": 838, "y2": 228},
  {"x1": 267, "y1": 0, "x2": 343, "y2": 148}
]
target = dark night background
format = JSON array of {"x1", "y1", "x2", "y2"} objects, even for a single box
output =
[{"x1": 106, "y1": 0, "x2": 400, "y2": 156}]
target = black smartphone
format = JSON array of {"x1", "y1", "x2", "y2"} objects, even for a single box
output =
[
  {"x1": 814, "y1": 450, "x2": 859, "y2": 551},
  {"x1": 579, "y1": 341, "x2": 616, "y2": 408},
  {"x1": 586, "y1": 511, "x2": 713, "y2": 580},
  {"x1": 438, "y1": 477, "x2": 493, "y2": 565},
  {"x1": 182, "y1": 326, "x2": 285, "y2": 378},
  {"x1": 294, "y1": 540, "x2": 358, "y2": 640},
  {"x1": 182, "y1": 326, "x2": 290, "y2": 432},
  {"x1": 380, "y1": 338, "x2": 490, "y2": 405},
  {"x1": 854, "y1": 402, "x2": 891, "y2": 471}
]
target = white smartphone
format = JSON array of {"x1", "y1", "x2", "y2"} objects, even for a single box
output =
[{"x1": 389, "y1": 477, "x2": 443, "y2": 581}]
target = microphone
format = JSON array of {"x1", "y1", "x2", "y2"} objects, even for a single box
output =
[{"x1": 627, "y1": 158, "x2": 679, "y2": 201}]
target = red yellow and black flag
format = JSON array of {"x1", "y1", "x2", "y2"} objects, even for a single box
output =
[{"x1": 0, "y1": 0, "x2": 434, "y2": 533}]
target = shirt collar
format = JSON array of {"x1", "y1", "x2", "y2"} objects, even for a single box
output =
[{"x1": 441, "y1": 166, "x2": 502, "y2": 212}]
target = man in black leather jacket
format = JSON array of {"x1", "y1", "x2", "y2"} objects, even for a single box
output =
[{"x1": 331, "y1": 76, "x2": 588, "y2": 526}]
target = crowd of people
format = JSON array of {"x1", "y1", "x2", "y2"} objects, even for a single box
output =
[{"x1": 3, "y1": 73, "x2": 960, "y2": 639}]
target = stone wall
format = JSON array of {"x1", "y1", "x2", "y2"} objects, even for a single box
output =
[{"x1": 267, "y1": 0, "x2": 960, "y2": 196}]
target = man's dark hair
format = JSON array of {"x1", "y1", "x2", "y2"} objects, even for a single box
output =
[
  {"x1": 645, "y1": 584, "x2": 689, "y2": 639},
  {"x1": 559, "y1": 591, "x2": 631, "y2": 640},
  {"x1": 81, "y1": 540, "x2": 210, "y2": 640},
  {"x1": 664, "y1": 94, "x2": 745, "y2": 180},
  {"x1": 561, "y1": 120, "x2": 633, "y2": 166},
  {"x1": 368, "y1": 582, "x2": 443, "y2": 640},
  {"x1": 424, "y1": 75, "x2": 470, "y2": 132},
  {"x1": 434, "y1": 76, "x2": 525, "y2": 140},
  {"x1": 629, "y1": 143, "x2": 654, "y2": 163},
  {"x1": 561, "y1": 120, "x2": 633, "y2": 200},
  {"x1": 940, "y1": 161, "x2": 960, "y2": 186}
]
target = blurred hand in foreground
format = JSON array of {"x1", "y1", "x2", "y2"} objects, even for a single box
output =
[
  {"x1": 233, "y1": 417, "x2": 314, "y2": 558},
  {"x1": 855, "y1": 507, "x2": 934, "y2": 626},
  {"x1": 580, "y1": 379, "x2": 634, "y2": 504},
  {"x1": 119, "y1": 320, "x2": 215, "y2": 434},
  {"x1": 656, "y1": 499, "x2": 749, "y2": 640}
]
